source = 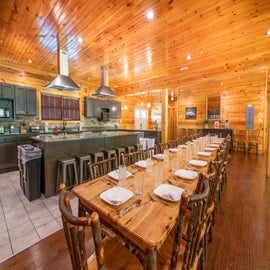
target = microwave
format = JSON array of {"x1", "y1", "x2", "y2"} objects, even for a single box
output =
[
  {"x1": 0, "y1": 107, "x2": 10, "y2": 118},
  {"x1": 0, "y1": 99, "x2": 14, "y2": 120}
]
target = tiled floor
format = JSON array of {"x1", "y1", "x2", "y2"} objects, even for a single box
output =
[{"x1": 0, "y1": 170, "x2": 78, "y2": 263}]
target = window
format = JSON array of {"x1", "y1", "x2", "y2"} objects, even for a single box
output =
[{"x1": 41, "y1": 94, "x2": 80, "y2": 120}]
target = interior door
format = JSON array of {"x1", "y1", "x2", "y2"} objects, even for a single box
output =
[{"x1": 134, "y1": 108, "x2": 148, "y2": 130}]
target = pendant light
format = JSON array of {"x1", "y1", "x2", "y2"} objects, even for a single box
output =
[
  {"x1": 147, "y1": 92, "x2": 151, "y2": 108},
  {"x1": 123, "y1": 96, "x2": 128, "y2": 110}
]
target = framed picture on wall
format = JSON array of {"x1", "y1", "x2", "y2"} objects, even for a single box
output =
[
  {"x1": 185, "y1": 107, "x2": 197, "y2": 120},
  {"x1": 214, "y1": 121, "x2": 219, "y2": 129}
]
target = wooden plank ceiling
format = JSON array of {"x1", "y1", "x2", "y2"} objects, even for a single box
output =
[{"x1": 0, "y1": 0, "x2": 269, "y2": 95}]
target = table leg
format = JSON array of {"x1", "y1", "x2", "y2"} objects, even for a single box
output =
[{"x1": 144, "y1": 250, "x2": 157, "y2": 270}]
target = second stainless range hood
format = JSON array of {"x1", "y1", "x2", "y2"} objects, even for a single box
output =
[
  {"x1": 45, "y1": 49, "x2": 80, "y2": 92},
  {"x1": 92, "y1": 66, "x2": 116, "y2": 98}
]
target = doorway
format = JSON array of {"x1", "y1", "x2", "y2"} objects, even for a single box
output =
[{"x1": 134, "y1": 108, "x2": 148, "y2": 130}]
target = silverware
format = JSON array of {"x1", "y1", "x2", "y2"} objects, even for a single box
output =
[
  {"x1": 117, "y1": 199, "x2": 142, "y2": 215},
  {"x1": 148, "y1": 194, "x2": 173, "y2": 208},
  {"x1": 101, "y1": 177, "x2": 116, "y2": 186}
]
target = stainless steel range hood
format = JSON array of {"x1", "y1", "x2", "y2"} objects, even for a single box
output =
[
  {"x1": 92, "y1": 66, "x2": 116, "y2": 98},
  {"x1": 45, "y1": 49, "x2": 80, "y2": 92}
]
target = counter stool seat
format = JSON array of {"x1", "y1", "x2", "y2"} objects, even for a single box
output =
[
  {"x1": 134, "y1": 144, "x2": 143, "y2": 151},
  {"x1": 104, "y1": 149, "x2": 117, "y2": 159},
  {"x1": 91, "y1": 152, "x2": 104, "y2": 163},
  {"x1": 56, "y1": 157, "x2": 78, "y2": 193},
  {"x1": 126, "y1": 145, "x2": 135, "y2": 153},
  {"x1": 76, "y1": 154, "x2": 91, "y2": 183}
]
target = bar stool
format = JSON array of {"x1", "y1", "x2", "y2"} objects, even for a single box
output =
[
  {"x1": 76, "y1": 154, "x2": 91, "y2": 183},
  {"x1": 134, "y1": 144, "x2": 142, "y2": 151},
  {"x1": 115, "y1": 147, "x2": 126, "y2": 165},
  {"x1": 125, "y1": 145, "x2": 135, "y2": 153},
  {"x1": 56, "y1": 157, "x2": 78, "y2": 193},
  {"x1": 104, "y1": 149, "x2": 117, "y2": 159},
  {"x1": 91, "y1": 152, "x2": 104, "y2": 163}
]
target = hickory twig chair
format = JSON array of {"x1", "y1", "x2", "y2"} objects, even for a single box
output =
[
  {"x1": 157, "y1": 180, "x2": 210, "y2": 270},
  {"x1": 59, "y1": 184, "x2": 142, "y2": 270},
  {"x1": 142, "y1": 144, "x2": 157, "y2": 159},
  {"x1": 88, "y1": 156, "x2": 118, "y2": 180},
  {"x1": 120, "y1": 150, "x2": 143, "y2": 166}
]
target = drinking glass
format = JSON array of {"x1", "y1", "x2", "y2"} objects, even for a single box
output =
[
  {"x1": 133, "y1": 174, "x2": 144, "y2": 195},
  {"x1": 154, "y1": 165, "x2": 163, "y2": 187},
  {"x1": 118, "y1": 165, "x2": 127, "y2": 187},
  {"x1": 146, "y1": 158, "x2": 152, "y2": 173},
  {"x1": 164, "y1": 149, "x2": 169, "y2": 163}
]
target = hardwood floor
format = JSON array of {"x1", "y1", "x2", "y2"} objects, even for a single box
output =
[{"x1": 0, "y1": 152, "x2": 269, "y2": 270}]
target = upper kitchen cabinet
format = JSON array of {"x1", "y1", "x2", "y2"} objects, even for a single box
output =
[
  {"x1": 15, "y1": 86, "x2": 37, "y2": 115},
  {"x1": 0, "y1": 83, "x2": 15, "y2": 99},
  {"x1": 109, "y1": 100, "x2": 121, "y2": 118},
  {"x1": 85, "y1": 97, "x2": 101, "y2": 118}
]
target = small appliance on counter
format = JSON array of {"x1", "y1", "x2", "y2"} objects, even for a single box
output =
[
  {"x1": 30, "y1": 126, "x2": 40, "y2": 133},
  {"x1": 20, "y1": 123, "x2": 27, "y2": 134},
  {"x1": 9, "y1": 124, "x2": 15, "y2": 133},
  {"x1": 0, "y1": 125, "x2": 4, "y2": 134}
]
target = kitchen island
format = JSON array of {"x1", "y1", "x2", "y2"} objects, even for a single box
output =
[{"x1": 31, "y1": 131, "x2": 140, "y2": 197}]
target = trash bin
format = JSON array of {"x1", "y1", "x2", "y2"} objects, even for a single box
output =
[{"x1": 18, "y1": 144, "x2": 42, "y2": 201}]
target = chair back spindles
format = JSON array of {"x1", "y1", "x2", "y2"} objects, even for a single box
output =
[
  {"x1": 59, "y1": 184, "x2": 142, "y2": 270},
  {"x1": 88, "y1": 156, "x2": 118, "y2": 180},
  {"x1": 120, "y1": 150, "x2": 143, "y2": 166}
]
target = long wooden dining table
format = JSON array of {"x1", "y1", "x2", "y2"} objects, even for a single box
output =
[{"x1": 72, "y1": 147, "x2": 217, "y2": 269}]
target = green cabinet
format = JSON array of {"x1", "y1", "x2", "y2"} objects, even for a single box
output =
[
  {"x1": 85, "y1": 97, "x2": 121, "y2": 118},
  {"x1": 109, "y1": 100, "x2": 121, "y2": 118},
  {"x1": 15, "y1": 86, "x2": 37, "y2": 115},
  {"x1": 85, "y1": 97, "x2": 101, "y2": 118},
  {"x1": 0, "y1": 83, "x2": 15, "y2": 99}
]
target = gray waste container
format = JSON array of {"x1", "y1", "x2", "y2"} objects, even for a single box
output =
[{"x1": 18, "y1": 144, "x2": 42, "y2": 201}]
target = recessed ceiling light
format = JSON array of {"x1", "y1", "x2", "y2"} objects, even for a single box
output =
[
  {"x1": 146, "y1": 10, "x2": 154, "y2": 20},
  {"x1": 118, "y1": 58, "x2": 123, "y2": 63},
  {"x1": 266, "y1": 29, "x2": 270, "y2": 35},
  {"x1": 179, "y1": 67, "x2": 189, "y2": 71},
  {"x1": 27, "y1": 59, "x2": 32, "y2": 64},
  {"x1": 200, "y1": 49, "x2": 204, "y2": 55},
  {"x1": 186, "y1": 54, "x2": 192, "y2": 60},
  {"x1": 77, "y1": 37, "x2": 83, "y2": 43}
]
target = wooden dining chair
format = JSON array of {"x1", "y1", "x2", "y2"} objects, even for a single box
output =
[
  {"x1": 234, "y1": 129, "x2": 247, "y2": 153},
  {"x1": 157, "y1": 179, "x2": 210, "y2": 270},
  {"x1": 88, "y1": 156, "x2": 118, "y2": 180},
  {"x1": 168, "y1": 140, "x2": 178, "y2": 148},
  {"x1": 120, "y1": 150, "x2": 143, "y2": 166},
  {"x1": 158, "y1": 142, "x2": 170, "y2": 153},
  {"x1": 142, "y1": 144, "x2": 157, "y2": 159},
  {"x1": 59, "y1": 184, "x2": 142, "y2": 270},
  {"x1": 247, "y1": 129, "x2": 260, "y2": 154}
]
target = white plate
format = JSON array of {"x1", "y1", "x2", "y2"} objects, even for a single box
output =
[
  {"x1": 154, "y1": 184, "x2": 184, "y2": 202},
  {"x1": 197, "y1": 151, "x2": 211, "y2": 157},
  {"x1": 208, "y1": 144, "x2": 220, "y2": 148},
  {"x1": 189, "y1": 160, "x2": 207, "y2": 167},
  {"x1": 153, "y1": 154, "x2": 164, "y2": 160},
  {"x1": 178, "y1": 145, "x2": 187, "y2": 149},
  {"x1": 108, "y1": 170, "x2": 133, "y2": 180},
  {"x1": 175, "y1": 169, "x2": 198, "y2": 180},
  {"x1": 213, "y1": 141, "x2": 223, "y2": 144},
  {"x1": 204, "y1": 147, "x2": 215, "y2": 152},
  {"x1": 134, "y1": 160, "x2": 153, "y2": 168},
  {"x1": 169, "y1": 148, "x2": 178, "y2": 153},
  {"x1": 100, "y1": 187, "x2": 134, "y2": 206}
]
